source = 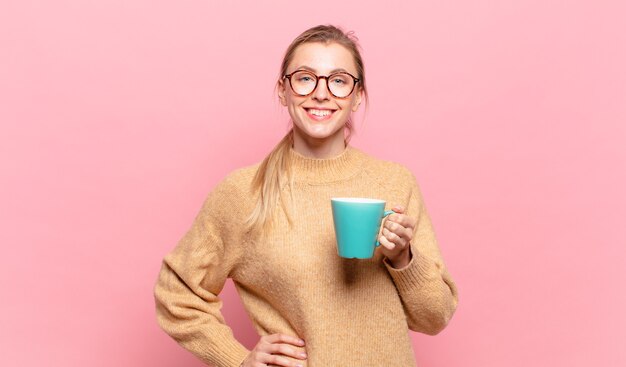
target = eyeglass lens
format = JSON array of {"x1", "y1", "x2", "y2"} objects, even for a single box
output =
[{"x1": 290, "y1": 71, "x2": 354, "y2": 98}]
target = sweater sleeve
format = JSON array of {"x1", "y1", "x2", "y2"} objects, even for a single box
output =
[
  {"x1": 153, "y1": 177, "x2": 250, "y2": 367},
  {"x1": 383, "y1": 171, "x2": 459, "y2": 336}
]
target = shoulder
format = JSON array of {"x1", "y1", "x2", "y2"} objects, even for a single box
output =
[
  {"x1": 206, "y1": 163, "x2": 260, "y2": 207},
  {"x1": 219, "y1": 163, "x2": 259, "y2": 192},
  {"x1": 354, "y1": 146, "x2": 418, "y2": 192}
]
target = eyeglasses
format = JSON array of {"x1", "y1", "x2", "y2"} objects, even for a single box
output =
[{"x1": 283, "y1": 70, "x2": 360, "y2": 99}]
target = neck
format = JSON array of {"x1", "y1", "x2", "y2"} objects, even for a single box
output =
[
  {"x1": 292, "y1": 125, "x2": 346, "y2": 159},
  {"x1": 287, "y1": 143, "x2": 364, "y2": 184}
]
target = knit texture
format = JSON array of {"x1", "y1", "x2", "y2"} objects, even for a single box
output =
[{"x1": 154, "y1": 145, "x2": 459, "y2": 367}]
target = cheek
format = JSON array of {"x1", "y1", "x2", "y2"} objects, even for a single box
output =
[
  {"x1": 337, "y1": 103, "x2": 354, "y2": 119},
  {"x1": 286, "y1": 100, "x2": 305, "y2": 123},
  {"x1": 350, "y1": 96, "x2": 360, "y2": 111}
]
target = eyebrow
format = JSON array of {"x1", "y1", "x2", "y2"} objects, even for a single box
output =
[{"x1": 293, "y1": 65, "x2": 352, "y2": 75}]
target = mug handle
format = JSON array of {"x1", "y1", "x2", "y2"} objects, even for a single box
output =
[{"x1": 375, "y1": 210, "x2": 397, "y2": 247}]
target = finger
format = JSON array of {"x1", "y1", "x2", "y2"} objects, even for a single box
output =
[
  {"x1": 378, "y1": 234, "x2": 396, "y2": 251},
  {"x1": 267, "y1": 343, "x2": 307, "y2": 360},
  {"x1": 387, "y1": 213, "x2": 417, "y2": 230},
  {"x1": 384, "y1": 220, "x2": 412, "y2": 242},
  {"x1": 383, "y1": 228, "x2": 407, "y2": 249},
  {"x1": 391, "y1": 205, "x2": 405, "y2": 213},
  {"x1": 264, "y1": 334, "x2": 305, "y2": 347},
  {"x1": 261, "y1": 353, "x2": 303, "y2": 367}
]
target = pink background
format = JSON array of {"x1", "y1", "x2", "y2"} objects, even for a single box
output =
[{"x1": 1, "y1": 1, "x2": 625, "y2": 366}]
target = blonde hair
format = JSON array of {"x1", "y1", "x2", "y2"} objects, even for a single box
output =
[{"x1": 244, "y1": 24, "x2": 369, "y2": 234}]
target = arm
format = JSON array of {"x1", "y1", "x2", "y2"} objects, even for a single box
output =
[
  {"x1": 383, "y1": 171, "x2": 459, "y2": 335},
  {"x1": 153, "y1": 178, "x2": 250, "y2": 367}
]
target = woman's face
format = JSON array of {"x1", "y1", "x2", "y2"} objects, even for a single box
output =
[{"x1": 278, "y1": 42, "x2": 363, "y2": 142}]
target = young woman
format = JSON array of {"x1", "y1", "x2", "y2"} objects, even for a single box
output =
[{"x1": 154, "y1": 24, "x2": 459, "y2": 367}]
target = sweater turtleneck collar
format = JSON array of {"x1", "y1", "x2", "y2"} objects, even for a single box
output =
[{"x1": 288, "y1": 144, "x2": 365, "y2": 184}]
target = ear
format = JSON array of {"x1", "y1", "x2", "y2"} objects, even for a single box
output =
[
  {"x1": 351, "y1": 88, "x2": 363, "y2": 112},
  {"x1": 277, "y1": 79, "x2": 288, "y2": 106}
]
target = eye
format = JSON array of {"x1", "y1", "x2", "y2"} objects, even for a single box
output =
[{"x1": 330, "y1": 74, "x2": 350, "y2": 85}]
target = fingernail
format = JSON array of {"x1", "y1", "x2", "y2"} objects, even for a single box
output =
[
  {"x1": 299, "y1": 339, "x2": 305, "y2": 345},
  {"x1": 300, "y1": 352, "x2": 307, "y2": 358}
]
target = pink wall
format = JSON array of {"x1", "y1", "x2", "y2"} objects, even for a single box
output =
[{"x1": 1, "y1": 1, "x2": 625, "y2": 366}]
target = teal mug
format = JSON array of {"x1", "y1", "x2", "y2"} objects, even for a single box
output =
[{"x1": 331, "y1": 198, "x2": 396, "y2": 259}]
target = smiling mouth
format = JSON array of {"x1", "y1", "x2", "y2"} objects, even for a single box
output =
[{"x1": 304, "y1": 108, "x2": 336, "y2": 121}]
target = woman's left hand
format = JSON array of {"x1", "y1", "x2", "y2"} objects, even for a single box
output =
[{"x1": 378, "y1": 206, "x2": 416, "y2": 269}]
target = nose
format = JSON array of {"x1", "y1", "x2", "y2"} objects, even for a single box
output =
[{"x1": 312, "y1": 77, "x2": 330, "y2": 101}]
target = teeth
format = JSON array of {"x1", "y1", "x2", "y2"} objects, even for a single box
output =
[{"x1": 308, "y1": 109, "x2": 332, "y2": 117}]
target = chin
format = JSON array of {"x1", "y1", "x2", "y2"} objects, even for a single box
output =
[{"x1": 298, "y1": 121, "x2": 345, "y2": 141}]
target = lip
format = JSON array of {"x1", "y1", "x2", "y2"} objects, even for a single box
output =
[{"x1": 304, "y1": 107, "x2": 336, "y2": 122}]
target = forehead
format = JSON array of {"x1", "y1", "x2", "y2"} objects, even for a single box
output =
[{"x1": 288, "y1": 42, "x2": 357, "y2": 75}]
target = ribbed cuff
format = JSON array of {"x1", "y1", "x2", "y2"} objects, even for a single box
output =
[
  {"x1": 205, "y1": 335, "x2": 250, "y2": 367},
  {"x1": 383, "y1": 250, "x2": 438, "y2": 292}
]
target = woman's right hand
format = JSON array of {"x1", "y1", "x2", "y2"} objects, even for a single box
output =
[{"x1": 240, "y1": 333, "x2": 307, "y2": 367}]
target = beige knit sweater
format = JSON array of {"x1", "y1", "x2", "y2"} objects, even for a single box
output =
[{"x1": 153, "y1": 145, "x2": 459, "y2": 367}]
